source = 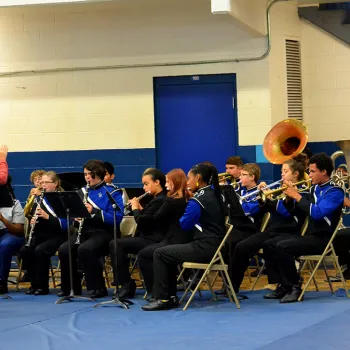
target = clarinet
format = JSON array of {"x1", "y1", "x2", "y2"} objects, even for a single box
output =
[
  {"x1": 25, "y1": 190, "x2": 46, "y2": 247},
  {"x1": 75, "y1": 182, "x2": 90, "y2": 245},
  {"x1": 124, "y1": 191, "x2": 150, "y2": 210}
]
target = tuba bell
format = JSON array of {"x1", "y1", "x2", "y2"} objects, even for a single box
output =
[
  {"x1": 263, "y1": 119, "x2": 308, "y2": 165},
  {"x1": 331, "y1": 140, "x2": 350, "y2": 196}
]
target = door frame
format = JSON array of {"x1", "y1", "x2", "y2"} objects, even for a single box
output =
[{"x1": 153, "y1": 73, "x2": 239, "y2": 169}]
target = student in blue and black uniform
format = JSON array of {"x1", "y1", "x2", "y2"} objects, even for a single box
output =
[
  {"x1": 104, "y1": 161, "x2": 129, "y2": 211},
  {"x1": 263, "y1": 153, "x2": 344, "y2": 303},
  {"x1": 142, "y1": 163, "x2": 225, "y2": 311},
  {"x1": 58, "y1": 160, "x2": 124, "y2": 299},
  {"x1": 229, "y1": 154, "x2": 309, "y2": 294},
  {"x1": 216, "y1": 163, "x2": 263, "y2": 294},
  {"x1": 20, "y1": 171, "x2": 68, "y2": 296}
]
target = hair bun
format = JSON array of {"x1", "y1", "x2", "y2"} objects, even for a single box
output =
[{"x1": 293, "y1": 153, "x2": 307, "y2": 170}]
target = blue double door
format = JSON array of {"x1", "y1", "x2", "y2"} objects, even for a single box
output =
[{"x1": 154, "y1": 74, "x2": 238, "y2": 174}]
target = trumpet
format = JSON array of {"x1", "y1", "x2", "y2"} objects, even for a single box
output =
[
  {"x1": 218, "y1": 172, "x2": 234, "y2": 183},
  {"x1": 258, "y1": 177, "x2": 312, "y2": 203},
  {"x1": 240, "y1": 179, "x2": 283, "y2": 202},
  {"x1": 75, "y1": 182, "x2": 90, "y2": 245},
  {"x1": 25, "y1": 190, "x2": 46, "y2": 247},
  {"x1": 218, "y1": 173, "x2": 241, "y2": 191},
  {"x1": 124, "y1": 191, "x2": 150, "y2": 210}
]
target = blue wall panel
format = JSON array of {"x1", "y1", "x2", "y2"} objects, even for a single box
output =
[
  {"x1": 8, "y1": 148, "x2": 156, "y2": 204},
  {"x1": 7, "y1": 141, "x2": 345, "y2": 205}
]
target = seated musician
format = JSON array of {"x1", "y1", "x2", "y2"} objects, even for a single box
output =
[
  {"x1": 229, "y1": 155, "x2": 308, "y2": 294},
  {"x1": 0, "y1": 176, "x2": 25, "y2": 295},
  {"x1": 23, "y1": 169, "x2": 45, "y2": 218},
  {"x1": 0, "y1": 145, "x2": 8, "y2": 185},
  {"x1": 225, "y1": 156, "x2": 243, "y2": 183},
  {"x1": 217, "y1": 163, "x2": 263, "y2": 294},
  {"x1": 20, "y1": 171, "x2": 68, "y2": 295},
  {"x1": 109, "y1": 168, "x2": 168, "y2": 300},
  {"x1": 138, "y1": 168, "x2": 192, "y2": 300},
  {"x1": 58, "y1": 160, "x2": 124, "y2": 298},
  {"x1": 104, "y1": 161, "x2": 129, "y2": 210},
  {"x1": 331, "y1": 196, "x2": 350, "y2": 280},
  {"x1": 262, "y1": 153, "x2": 344, "y2": 303},
  {"x1": 142, "y1": 163, "x2": 225, "y2": 311}
]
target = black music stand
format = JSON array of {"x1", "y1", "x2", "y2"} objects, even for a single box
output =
[
  {"x1": 44, "y1": 191, "x2": 95, "y2": 304},
  {"x1": 94, "y1": 190, "x2": 133, "y2": 310}
]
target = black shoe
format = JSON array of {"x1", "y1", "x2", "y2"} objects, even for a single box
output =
[
  {"x1": 25, "y1": 286, "x2": 36, "y2": 295},
  {"x1": 264, "y1": 285, "x2": 287, "y2": 299},
  {"x1": 170, "y1": 295, "x2": 179, "y2": 308},
  {"x1": 119, "y1": 280, "x2": 136, "y2": 300},
  {"x1": 34, "y1": 288, "x2": 49, "y2": 296},
  {"x1": 280, "y1": 285, "x2": 302, "y2": 303},
  {"x1": 90, "y1": 287, "x2": 108, "y2": 299},
  {"x1": 142, "y1": 299, "x2": 172, "y2": 311},
  {"x1": 57, "y1": 289, "x2": 82, "y2": 297},
  {"x1": 145, "y1": 295, "x2": 155, "y2": 302}
]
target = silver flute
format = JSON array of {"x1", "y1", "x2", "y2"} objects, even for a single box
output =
[
  {"x1": 25, "y1": 190, "x2": 46, "y2": 247},
  {"x1": 75, "y1": 183, "x2": 90, "y2": 245}
]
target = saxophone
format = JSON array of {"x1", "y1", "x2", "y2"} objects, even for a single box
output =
[
  {"x1": 75, "y1": 183, "x2": 90, "y2": 245},
  {"x1": 25, "y1": 190, "x2": 45, "y2": 247}
]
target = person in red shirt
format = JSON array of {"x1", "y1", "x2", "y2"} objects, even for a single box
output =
[{"x1": 0, "y1": 145, "x2": 8, "y2": 185}]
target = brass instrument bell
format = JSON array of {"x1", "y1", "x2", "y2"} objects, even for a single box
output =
[{"x1": 263, "y1": 119, "x2": 308, "y2": 165}]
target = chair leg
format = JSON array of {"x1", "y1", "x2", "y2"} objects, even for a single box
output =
[
  {"x1": 299, "y1": 256, "x2": 327, "y2": 302},
  {"x1": 307, "y1": 261, "x2": 319, "y2": 291},
  {"x1": 322, "y1": 260, "x2": 333, "y2": 294},
  {"x1": 205, "y1": 275, "x2": 217, "y2": 301},
  {"x1": 251, "y1": 261, "x2": 265, "y2": 291},
  {"x1": 222, "y1": 266, "x2": 240, "y2": 309},
  {"x1": 183, "y1": 268, "x2": 209, "y2": 311},
  {"x1": 16, "y1": 259, "x2": 23, "y2": 292},
  {"x1": 180, "y1": 269, "x2": 200, "y2": 305},
  {"x1": 50, "y1": 264, "x2": 56, "y2": 288},
  {"x1": 104, "y1": 262, "x2": 111, "y2": 288},
  {"x1": 219, "y1": 270, "x2": 233, "y2": 303},
  {"x1": 331, "y1": 247, "x2": 350, "y2": 298}
]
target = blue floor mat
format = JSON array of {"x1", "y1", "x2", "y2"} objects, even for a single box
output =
[{"x1": 1, "y1": 289, "x2": 350, "y2": 350}]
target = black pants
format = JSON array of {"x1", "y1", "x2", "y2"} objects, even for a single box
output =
[
  {"x1": 333, "y1": 228, "x2": 350, "y2": 266},
  {"x1": 110, "y1": 236, "x2": 155, "y2": 285},
  {"x1": 152, "y1": 239, "x2": 221, "y2": 300},
  {"x1": 138, "y1": 242, "x2": 168, "y2": 294},
  {"x1": 225, "y1": 229, "x2": 255, "y2": 279},
  {"x1": 58, "y1": 231, "x2": 111, "y2": 292},
  {"x1": 263, "y1": 234, "x2": 329, "y2": 287},
  {"x1": 230, "y1": 230, "x2": 297, "y2": 291},
  {"x1": 20, "y1": 234, "x2": 65, "y2": 290}
]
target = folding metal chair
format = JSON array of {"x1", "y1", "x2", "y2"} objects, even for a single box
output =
[
  {"x1": 297, "y1": 217, "x2": 350, "y2": 301},
  {"x1": 179, "y1": 223, "x2": 241, "y2": 311}
]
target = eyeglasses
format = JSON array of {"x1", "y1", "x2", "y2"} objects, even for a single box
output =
[{"x1": 240, "y1": 173, "x2": 251, "y2": 177}]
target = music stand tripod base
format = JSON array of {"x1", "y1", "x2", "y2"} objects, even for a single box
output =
[
  {"x1": 56, "y1": 292, "x2": 95, "y2": 304},
  {"x1": 1, "y1": 295, "x2": 12, "y2": 300},
  {"x1": 93, "y1": 297, "x2": 133, "y2": 309}
]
